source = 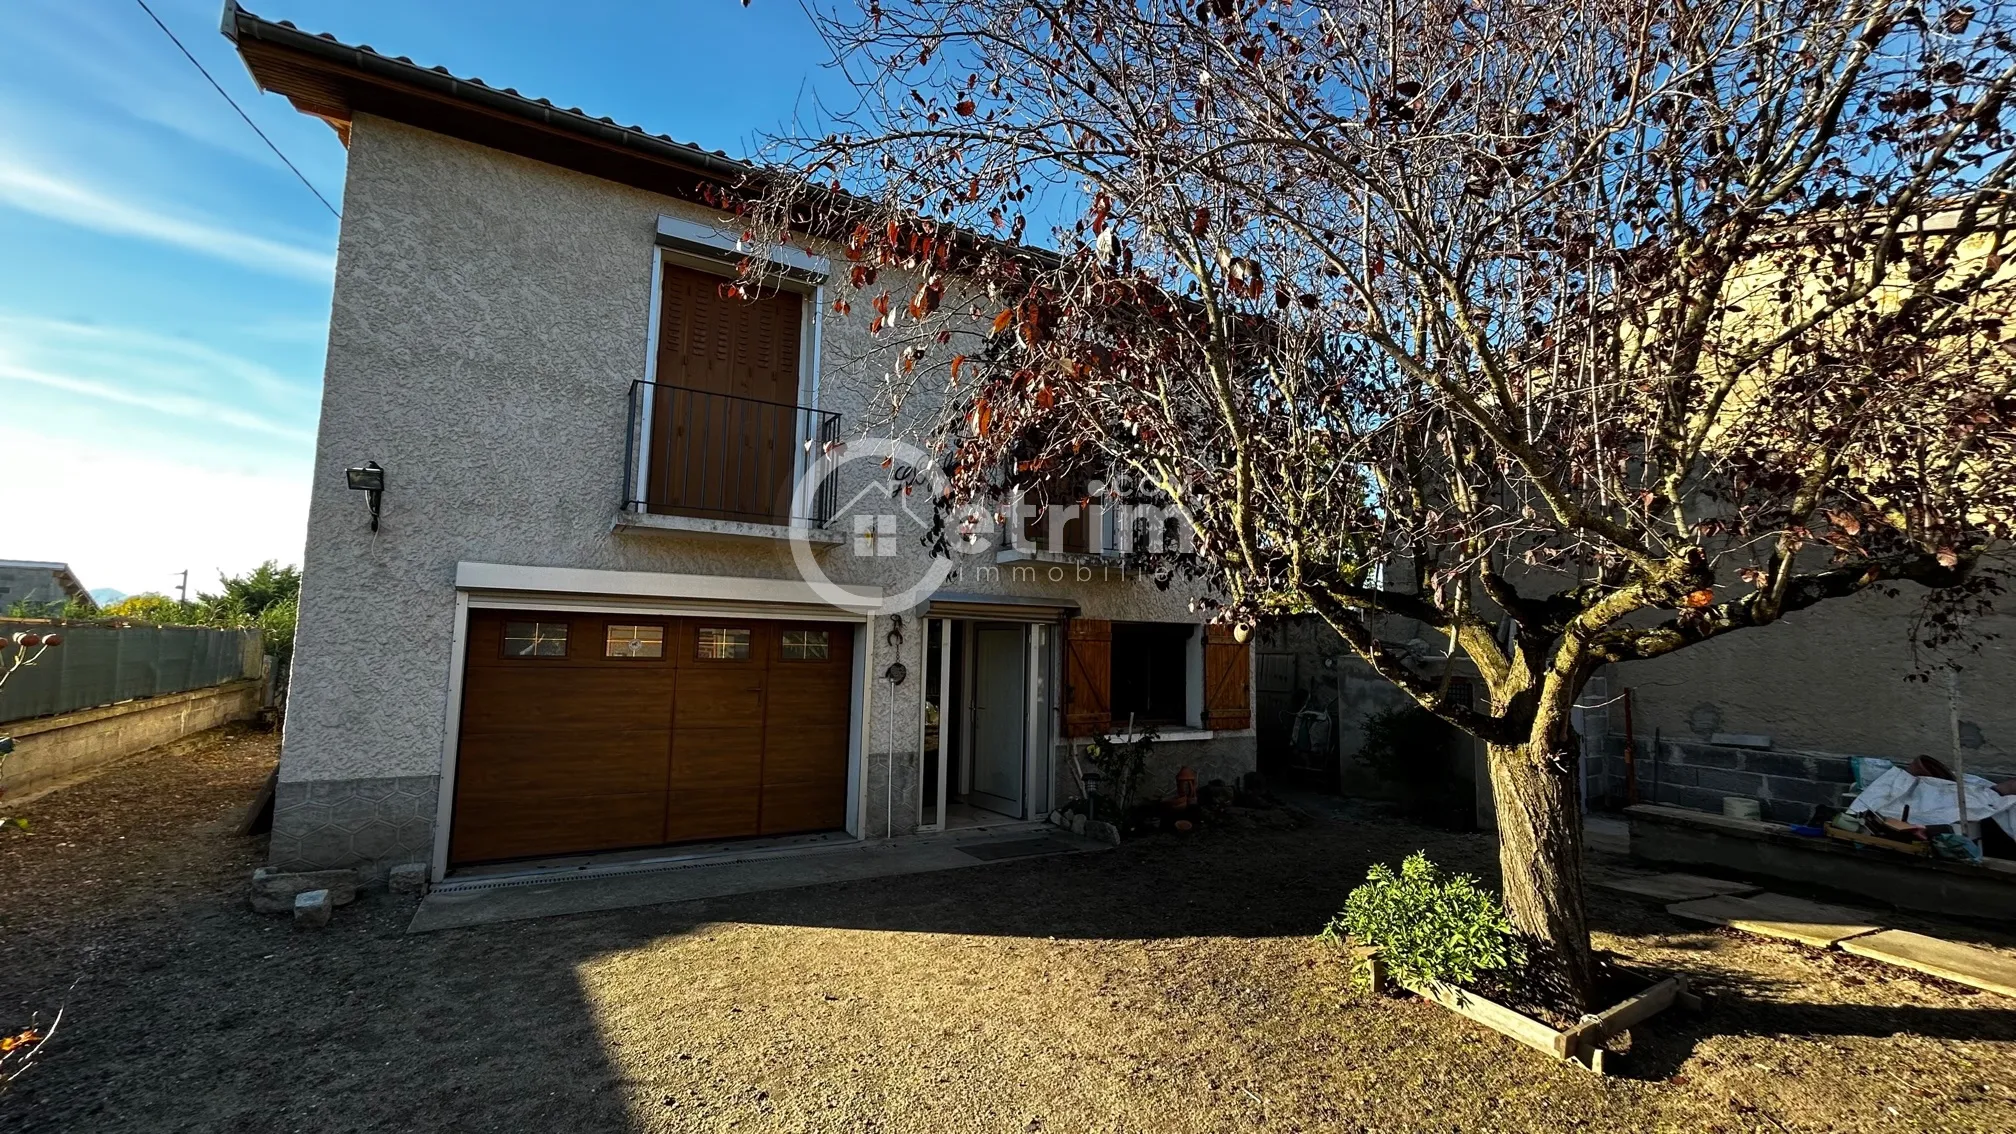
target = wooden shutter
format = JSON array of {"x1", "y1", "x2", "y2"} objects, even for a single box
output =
[
  {"x1": 1063, "y1": 618, "x2": 1112, "y2": 737},
  {"x1": 1202, "y1": 624, "x2": 1252, "y2": 731},
  {"x1": 647, "y1": 262, "x2": 804, "y2": 522},
  {"x1": 654, "y1": 263, "x2": 802, "y2": 403}
]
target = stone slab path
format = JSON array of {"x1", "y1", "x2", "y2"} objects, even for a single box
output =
[
  {"x1": 1840, "y1": 929, "x2": 2016, "y2": 999},
  {"x1": 409, "y1": 824, "x2": 1108, "y2": 932},
  {"x1": 1594, "y1": 872, "x2": 1763, "y2": 903},
  {"x1": 1665, "y1": 892, "x2": 1885, "y2": 948}
]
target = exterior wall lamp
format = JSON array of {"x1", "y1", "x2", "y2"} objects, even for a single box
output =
[{"x1": 345, "y1": 462, "x2": 385, "y2": 531}]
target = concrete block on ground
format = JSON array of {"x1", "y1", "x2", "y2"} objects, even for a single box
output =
[
  {"x1": 294, "y1": 888, "x2": 333, "y2": 928},
  {"x1": 1839, "y1": 930, "x2": 2016, "y2": 998},
  {"x1": 1595, "y1": 872, "x2": 1762, "y2": 903},
  {"x1": 387, "y1": 862, "x2": 429, "y2": 895},
  {"x1": 1666, "y1": 892, "x2": 1883, "y2": 948},
  {"x1": 251, "y1": 867, "x2": 359, "y2": 914}
]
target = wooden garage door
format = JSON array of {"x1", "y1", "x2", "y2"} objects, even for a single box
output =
[{"x1": 450, "y1": 611, "x2": 853, "y2": 865}]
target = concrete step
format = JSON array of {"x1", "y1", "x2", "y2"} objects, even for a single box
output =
[
  {"x1": 1839, "y1": 930, "x2": 2016, "y2": 999},
  {"x1": 1595, "y1": 872, "x2": 1763, "y2": 903},
  {"x1": 1666, "y1": 892, "x2": 1884, "y2": 948}
]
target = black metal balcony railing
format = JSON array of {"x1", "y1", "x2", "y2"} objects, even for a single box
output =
[{"x1": 624, "y1": 380, "x2": 840, "y2": 527}]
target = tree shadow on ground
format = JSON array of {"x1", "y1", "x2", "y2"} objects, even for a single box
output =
[
  {"x1": 11, "y1": 761, "x2": 2016, "y2": 1131},
  {"x1": 1617, "y1": 988, "x2": 2016, "y2": 1080},
  {"x1": 4, "y1": 806, "x2": 1478, "y2": 1132}
]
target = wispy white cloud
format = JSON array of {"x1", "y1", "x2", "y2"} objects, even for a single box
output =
[
  {"x1": 0, "y1": 313, "x2": 317, "y2": 402},
  {"x1": 0, "y1": 160, "x2": 335, "y2": 281},
  {"x1": 0, "y1": 312, "x2": 318, "y2": 442},
  {"x1": 0, "y1": 360, "x2": 311, "y2": 442}
]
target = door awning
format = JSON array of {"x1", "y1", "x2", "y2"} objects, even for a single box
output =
[{"x1": 924, "y1": 591, "x2": 1079, "y2": 622}]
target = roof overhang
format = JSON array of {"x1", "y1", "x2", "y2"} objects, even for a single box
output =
[
  {"x1": 221, "y1": 1, "x2": 760, "y2": 204},
  {"x1": 924, "y1": 591, "x2": 1080, "y2": 622},
  {"x1": 220, "y1": 4, "x2": 1061, "y2": 283}
]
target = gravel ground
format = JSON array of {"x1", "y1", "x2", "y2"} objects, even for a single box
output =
[{"x1": 3, "y1": 725, "x2": 2016, "y2": 1132}]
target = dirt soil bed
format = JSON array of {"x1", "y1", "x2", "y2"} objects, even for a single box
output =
[{"x1": 5, "y1": 726, "x2": 2016, "y2": 1132}]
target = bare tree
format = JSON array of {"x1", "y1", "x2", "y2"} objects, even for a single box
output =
[{"x1": 741, "y1": 0, "x2": 2016, "y2": 1009}]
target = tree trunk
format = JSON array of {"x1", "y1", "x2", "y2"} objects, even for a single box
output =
[{"x1": 1487, "y1": 739, "x2": 1596, "y2": 1013}]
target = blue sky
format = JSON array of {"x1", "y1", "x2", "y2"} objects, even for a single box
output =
[{"x1": 0, "y1": 0, "x2": 836, "y2": 599}]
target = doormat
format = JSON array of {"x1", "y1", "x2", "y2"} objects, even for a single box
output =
[{"x1": 957, "y1": 837, "x2": 1081, "y2": 862}]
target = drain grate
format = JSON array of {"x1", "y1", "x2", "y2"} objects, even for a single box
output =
[
  {"x1": 956, "y1": 837, "x2": 1080, "y2": 862},
  {"x1": 430, "y1": 855, "x2": 753, "y2": 895}
]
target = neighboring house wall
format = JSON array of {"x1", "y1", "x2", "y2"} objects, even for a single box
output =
[
  {"x1": 1256, "y1": 615, "x2": 1492, "y2": 827},
  {"x1": 1262, "y1": 586, "x2": 2014, "y2": 827},
  {"x1": 1589, "y1": 586, "x2": 2016, "y2": 822},
  {"x1": 274, "y1": 115, "x2": 1251, "y2": 876},
  {"x1": 0, "y1": 563, "x2": 88, "y2": 611}
]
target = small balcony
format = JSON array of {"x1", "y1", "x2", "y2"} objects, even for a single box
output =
[{"x1": 620, "y1": 381, "x2": 841, "y2": 542}]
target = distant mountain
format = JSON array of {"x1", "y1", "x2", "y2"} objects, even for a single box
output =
[{"x1": 89, "y1": 587, "x2": 127, "y2": 606}]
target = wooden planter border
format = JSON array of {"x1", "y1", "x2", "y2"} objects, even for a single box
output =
[{"x1": 1357, "y1": 949, "x2": 1699, "y2": 1073}]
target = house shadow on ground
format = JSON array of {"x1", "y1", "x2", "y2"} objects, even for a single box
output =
[{"x1": 10, "y1": 776, "x2": 2016, "y2": 1130}]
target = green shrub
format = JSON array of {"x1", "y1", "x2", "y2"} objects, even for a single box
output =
[
  {"x1": 257, "y1": 595, "x2": 299, "y2": 666},
  {"x1": 1321, "y1": 852, "x2": 1525, "y2": 989}
]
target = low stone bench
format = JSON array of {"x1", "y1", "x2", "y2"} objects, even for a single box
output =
[{"x1": 1624, "y1": 803, "x2": 2016, "y2": 925}]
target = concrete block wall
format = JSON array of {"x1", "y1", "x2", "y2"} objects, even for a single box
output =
[
  {"x1": 1586, "y1": 737, "x2": 1858, "y2": 824},
  {"x1": 0, "y1": 679, "x2": 263, "y2": 804}
]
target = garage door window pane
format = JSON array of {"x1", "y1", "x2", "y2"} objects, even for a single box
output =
[
  {"x1": 605, "y1": 624, "x2": 665, "y2": 658},
  {"x1": 504, "y1": 621, "x2": 568, "y2": 657},
  {"x1": 781, "y1": 629, "x2": 830, "y2": 660},
  {"x1": 695, "y1": 627, "x2": 751, "y2": 660}
]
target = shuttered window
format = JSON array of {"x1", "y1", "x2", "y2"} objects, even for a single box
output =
[
  {"x1": 1064, "y1": 618, "x2": 1251, "y2": 735},
  {"x1": 1201, "y1": 624, "x2": 1252, "y2": 731},
  {"x1": 1062, "y1": 619, "x2": 1111, "y2": 737},
  {"x1": 646, "y1": 261, "x2": 806, "y2": 523}
]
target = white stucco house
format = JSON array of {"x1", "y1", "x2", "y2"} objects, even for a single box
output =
[{"x1": 224, "y1": 5, "x2": 1255, "y2": 882}]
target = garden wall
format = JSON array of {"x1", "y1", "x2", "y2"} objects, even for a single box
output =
[{"x1": 1, "y1": 679, "x2": 263, "y2": 803}]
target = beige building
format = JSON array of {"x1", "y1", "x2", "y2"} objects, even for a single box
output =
[{"x1": 225, "y1": 6, "x2": 1254, "y2": 882}]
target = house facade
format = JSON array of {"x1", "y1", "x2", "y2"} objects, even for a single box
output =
[{"x1": 225, "y1": 6, "x2": 1255, "y2": 881}]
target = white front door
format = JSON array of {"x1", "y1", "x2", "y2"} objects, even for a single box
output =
[{"x1": 968, "y1": 623, "x2": 1028, "y2": 817}]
